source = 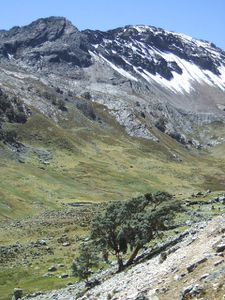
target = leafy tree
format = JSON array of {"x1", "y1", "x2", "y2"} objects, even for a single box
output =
[
  {"x1": 90, "y1": 192, "x2": 180, "y2": 271},
  {"x1": 72, "y1": 241, "x2": 99, "y2": 283}
]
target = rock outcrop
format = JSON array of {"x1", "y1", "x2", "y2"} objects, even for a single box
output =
[{"x1": 0, "y1": 17, "x2": 92, "y2": 70}]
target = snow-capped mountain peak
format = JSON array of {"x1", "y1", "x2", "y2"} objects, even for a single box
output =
[
  {"x1": 0, "y1": 17, "x2": 225, "y2": 146},
  {"x1": 84, "y1": 25, "x2": 225, "y2": 94}
]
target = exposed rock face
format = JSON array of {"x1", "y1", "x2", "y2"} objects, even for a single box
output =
[
  {"x1": 2, "y1": 18, "x2": 224, "y2": 80},
  {"x1": 0, "y1": 17, "x2": 92, "y2": 70},
  {"x1": 0, "y1": 17, "x2": 225, "y2": 146},
  {"x1": 0, "y1": 88, "x2": 29, "y2": 124}
]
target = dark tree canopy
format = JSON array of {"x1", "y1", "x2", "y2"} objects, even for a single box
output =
[{"x1": 90, "y1": 192, "x2": 180, "y2": 271}]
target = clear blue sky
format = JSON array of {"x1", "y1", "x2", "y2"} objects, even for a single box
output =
[{"x1": 1, "y1": 0, "x2": 225, "y2": 50}]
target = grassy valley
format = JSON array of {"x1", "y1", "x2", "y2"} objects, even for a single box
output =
[
  {"x1": 0, "y1": 70, "x2": 225, "y2": 300},
  {"x1": 1, "y1": 108, "x2": 225, "y2": 220},
  {"x1": 1, "y1": 105, "x2": 225, "y2": 299}
]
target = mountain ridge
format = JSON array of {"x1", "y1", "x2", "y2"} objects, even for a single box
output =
[{"x1": 0, "y1": 16, "x2": 225, "y2": 148}]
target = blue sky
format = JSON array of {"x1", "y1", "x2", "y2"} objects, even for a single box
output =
[{"x1": 1, "y1": 0, "x2": 225, "y2": 50}]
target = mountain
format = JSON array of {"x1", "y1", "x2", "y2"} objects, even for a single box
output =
[
  {"x1": 1, "y1": 16, "x2": 225, "y2": 148},
  {"x1": 1, "y1": 17, "x2": 225, "y2": 300},
  {"x1": 0, "y1": 16, "x2": 225, "y2": 217}
]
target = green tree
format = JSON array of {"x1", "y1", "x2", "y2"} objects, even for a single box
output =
[
  {"x1": 90, "y1": 192, "x2": 180, "y2": 271},
  {"x1": 72, "y1": 241, "x2": 99, "y2": 283}
]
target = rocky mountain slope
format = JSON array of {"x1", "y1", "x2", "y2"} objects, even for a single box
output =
[
  {"x1": 1, "y1": 16, "x2": 225, "y2": 220},
  {"x1": 0, "y1": 16, "x2": 225, "y2": 147}
]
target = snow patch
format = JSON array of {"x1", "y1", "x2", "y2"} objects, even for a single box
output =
[
  {"x1": 132, "y1": 25, "x2": 153, "y2": 33},
  {"x1": 90, "y1": 29, "x2": 225, "y2": 94},
  {"x1": 131, "y1": 49, "x2": 225, "y2": 93},
  {"x1": 7, "y1": 53, "x2": 14, "y2": 60},
  {"x1": 99, "y1": 54, "x2": 138, "y2": 82}
]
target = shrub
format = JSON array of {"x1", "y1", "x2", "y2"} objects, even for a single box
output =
[{"x1": 72, "y1": 241, "x2": 99, "y2": 283}]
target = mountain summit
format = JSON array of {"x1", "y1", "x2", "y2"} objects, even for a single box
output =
[{"x1": 0, "y1": 17, "x2": 92, "y2": 68}]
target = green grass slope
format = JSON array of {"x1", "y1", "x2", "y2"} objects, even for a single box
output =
[{"x1": 0, "y1": 104, "x2": 225, "y2": 220}]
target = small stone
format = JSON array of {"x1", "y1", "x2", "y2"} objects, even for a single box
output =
[
  {"x1": 107, "y1": 293, "x2": 112, "y2": 300},
  {"x1": 187, "y1": 257, "x2": 207, "y2": 273},
  {"x1": 214, "y1": 259, "x2": 224, "y2": 266},
  {"x1": 58, "y1": 263, "x2": 65, "y2": 268},
  {"x1": 215, "y1": 244, "x2": 225, "y2": 253},
  {"x1": 67, "y1": 282, "x2": 73, "y2": 286},
  {"x1": 174, "y1": 274, "x2": 182, "y2": 281},
  {"x1": 62, "y1": 242, "x2": 70, "y2": 247},
  {"x1": 218, "y1": 195, "x2": 225, "y2": 203},
  {"x1": 216, "y1": 253, "x2": 224, "y2": 257},
  {"x1": 59, "y1": 273, "x2": 68, "y2": 279},
  {"x1": 42, "y1": 273, "x2": 51, "y2": 277},
  {"x1": 28, "y1": 292, "x2": 43, "y2": 297},
  {"x1": 39, "y1": 240, "x2": 47, "y2": 246},
  {"x1": 199, "y1": 273, "x2": 209, "y2": 281},
  {"x1": 18, "y1": 158, "x2": 25, "y2": 164},
  {"x1": 185, "y1": 220, "x2": 192, "y2": 226},
  {"x1": 48, "y1": 266, "x2": 57, "y2": 272}
]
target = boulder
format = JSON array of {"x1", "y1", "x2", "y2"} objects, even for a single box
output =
[
  {"x1": 11, "y1": 288, "x2": 23, "y2": 300},
  {"x1": 214, "y1": 243, "x2": 225, "y2": 253},
  {"x1": 214, "y1": 259, "x2": 224, "y2": 266},
  {"x1": 187, "y1": 257, "x2": 207, "y2": 273}
]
